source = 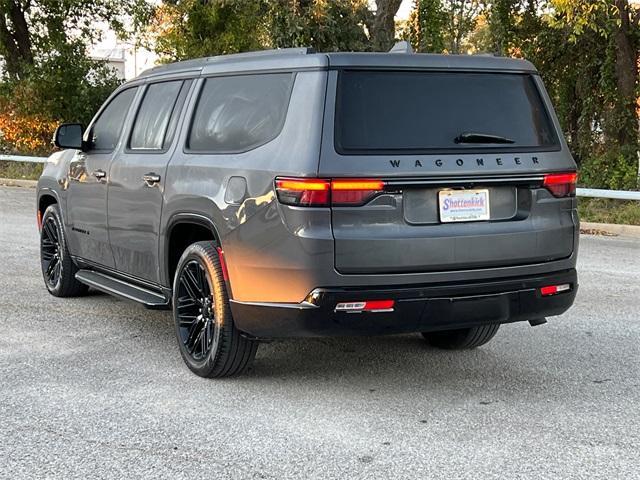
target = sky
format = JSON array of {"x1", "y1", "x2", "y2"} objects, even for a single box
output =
[{"x1": 396, "y1": 0, "x2": 414, "y2": 20}]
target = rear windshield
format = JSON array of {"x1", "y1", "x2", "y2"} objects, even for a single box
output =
[{"x1": 335, "y1": 70, "x2": 559, "y2": 153}]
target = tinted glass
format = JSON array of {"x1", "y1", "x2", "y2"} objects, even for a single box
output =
[
  {"x1": 189, "y1": 73, "x2": 293, "y2": 152},
  {"x1": 91, "y1": 88, "x2": 137, "y2": 151},
  {"x1": 336, "y1": 71, "x2": 558, "y2": 152},
  {"x1": 130, "y1": 81, "x2": 183, "y2": 150},
  {"x1": 163, "y1": 80, "x2": 192, "y2": 148}
]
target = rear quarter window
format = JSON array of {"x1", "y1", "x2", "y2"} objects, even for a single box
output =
[
  {"x1": 188, "y1": 73, "x2": 294, "y2": 153},
  {"x1": 335, "y1": 70, "x2": 559, "y2": 154}
]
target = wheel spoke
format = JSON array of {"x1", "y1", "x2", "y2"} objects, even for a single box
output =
[
  {"x1": 180, "y1": 264, "x2": 204, "y2": 303},
  {"x1": 178, "y1": 315, "x2": 198, "y2": 327},
  {"x1": 45, "y1": 255, "x2": 58, "y2": 281},
  {"x1": 197, "y1": 264, "x2": 209, "y2": 297},
  {"x1": 180, "y1": 275, "x2": 201, "y2": 304},
  {"x1": 53, "y1": 261, "x2": 62, "y2": 284},
  {"x1": 198, "y1": 323, "x2": 208, "y2": 358},
  {"x1": 177, "y1": 296, "x2": 198, "y2": 310},
  {"x1": 184, "y1": 316, "x2": 205, "y2": 354},
  {"x1": 185, "y1": 266, "x2": 203, "y2": 298},
  {"x1": 44, "y1": 220, "x2": 58, "y2": 243}
]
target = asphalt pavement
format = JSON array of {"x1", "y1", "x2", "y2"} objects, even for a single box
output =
[{"x1": 1, "y1": 185, "x2": 639, "y2": 479}]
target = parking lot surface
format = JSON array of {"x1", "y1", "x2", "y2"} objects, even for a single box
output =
[{"x1": 1, "y1": 185, "x2": 639, "y2": 479}]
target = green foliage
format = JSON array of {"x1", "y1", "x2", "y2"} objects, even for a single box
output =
[
  {"x1": 150, "y1": 0, "x2": 372, "y2": 61},
  {"x1": 0, "y1": 0, "x2": 147, "y2": 153},
  {"x1": 407, "y1": 0, "x2": 481, "y2": 53},
  {"x1": 481, "y1": 0, "x2": 639, "y2": 189},
  {"x1": 406, "y1": 0, "x2": 447, "y2": 52},
  {"x1": 0, "y1": 160, "x2": 43, "y2": 181},
  {"x1": 269, "y1": 0, "x2": 371, "y2": 52},
  {"x1": 578, "y1": 197, "x2": 640, "y2": 226},
  {"x1": 3, "y1": 45, "x2": 122, "y2": 125},
  {"x1": 0, "y1": 0, "x2": 637, "y2": 193},
  {"x1": 579, "y1": 147, "x2": 639, "y2": 190},
  {"x1": 152, "y1": 0, "x2": 269, "y2": 60}
]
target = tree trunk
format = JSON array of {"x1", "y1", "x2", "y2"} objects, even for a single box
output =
[
  {"x1": 0, "y1": 0, "x2": 33, "y2": 79},
  {"x1": 371, "y1": 0, "x2": 403, "y2": 51},
  {"x1": 613, "y1": 0, "x2": 639, "y2": 184},
  {"x1": 613, "y1": 0, "x2": 638, "y2": 147}
]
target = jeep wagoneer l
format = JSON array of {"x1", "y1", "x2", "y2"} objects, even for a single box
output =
[{"x1": 37, "y1": 46, "x2": 578, "y2": 377}]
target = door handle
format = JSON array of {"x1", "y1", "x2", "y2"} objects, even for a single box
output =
[
  {"x1": 93, "y1": 169, "x2": 106, "y2": 180},
  {"x1": 143, "y1": 173, "x2": 161, "y2": 187}
]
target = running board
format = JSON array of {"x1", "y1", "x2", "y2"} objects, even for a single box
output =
[{"x1": 75, "y1": 270, "x2": 170, "y2": 310}]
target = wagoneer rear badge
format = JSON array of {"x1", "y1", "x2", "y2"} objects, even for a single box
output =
[{"x1": 389, "y1": 156, "x2": 540, "y2": 168}]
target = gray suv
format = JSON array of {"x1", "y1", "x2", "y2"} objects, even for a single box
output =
[{"x1": 37, "y1": 47, "x2": 579, "y2": 377}]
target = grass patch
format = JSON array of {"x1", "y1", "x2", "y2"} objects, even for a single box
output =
[
  {"x1": 0, "y1": 160, "x2": 44, "y2": 180},
  {"x1": 578, "y1": 197, "x2": 640, "y2": 226}
]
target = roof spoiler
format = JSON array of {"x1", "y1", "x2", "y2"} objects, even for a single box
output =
[{"x1": 388, "y1": 41, "x2": 414, "y2": 54}]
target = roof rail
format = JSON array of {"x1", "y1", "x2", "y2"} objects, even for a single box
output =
[
  {"x1": 205, "y1": 47, "x2": 315, "y2": 63},
  {"x1": 388, "y1": 41, "x2": 414, "y2": 54}
]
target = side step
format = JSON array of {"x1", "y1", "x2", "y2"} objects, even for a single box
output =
[{"x1": 75, "y1": 270, "x2": 170, "y2": 310}]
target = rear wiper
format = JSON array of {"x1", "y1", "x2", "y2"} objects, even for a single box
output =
[{"x1": 454, "y1": 132, "x2": 515, "y2": 144}]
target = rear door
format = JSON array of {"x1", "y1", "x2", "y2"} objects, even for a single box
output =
[
  {"x1": 107, "y1": 79, "x2": 191, "y2": 283},
  {"x1": 321, "y1": 70, "x2": 577, "y2": 274}
]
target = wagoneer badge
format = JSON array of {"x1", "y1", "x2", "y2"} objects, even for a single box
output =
[{"x1": 389, "y1": 156, "x2": 540, "y2": 168}]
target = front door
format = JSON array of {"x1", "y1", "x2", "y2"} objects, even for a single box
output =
[
  {"x1": 65, "y1": 87, "x2": 138, "y2": 268},
  {"x1": 107, "y1": 80, "x2": 190, "y2": 283}
]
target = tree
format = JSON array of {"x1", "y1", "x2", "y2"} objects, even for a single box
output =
[
  {"x1": 150, "y1": 0, "x2": 269, "y2": 60},
  {"x1": 368, "y1": 0, "x2": 404, "y2": 51},
  {"x1": 487, "y1": 0, "x2": 519, "y2": 54},
  {"x1": 407, "y1": 0, "x2": 482, "y2": 53},
  {"x1": 544, "y1": 0, "x2": 639, "y2": 188},
  {"x1": 148, "y1": 0, "x2": 385, "y2": 60},
  {"x1": 269, "y1": 0, "x2": 371, "y2": 52},
  {"x1": 405, "y1": 0, "x2": 447, "y2": 52},
  {"x1": 0, "y1": 0, "x2": 151, "y2": 155},
  {"x1": 0, "y1": 0, "x2": 33, "y2": 78}
]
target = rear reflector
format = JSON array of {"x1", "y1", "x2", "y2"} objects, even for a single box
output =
[
  {"x1": 543, "y1": 172, "x2": 577, "y2": 198},
  {"x1": 216, "y1": 246, "x2": 229, "y2": 282},
  {"x1": 335, "y1": 299, "x2": 395, "y2": 313},
  {"x1": 275, "y1": 177, "x2": 386, "y2": 207},
  {"x1": 540, "y1": 284, "x2": 571, "y2": 296}
]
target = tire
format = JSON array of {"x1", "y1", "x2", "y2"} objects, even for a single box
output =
[
  {"x1": 40, "y1": 204, "x2": 88, "y2": 297},
  {"x1": 172, "y1": 241, "x2": 258, "y2": 378},
  {"x1": 421, "y1": 324, "x2": 500, "y2": 350}
]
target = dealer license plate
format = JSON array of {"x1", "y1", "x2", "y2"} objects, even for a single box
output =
[{"x1": 438, "y1": 189, "x2": 490, "y2": 223}]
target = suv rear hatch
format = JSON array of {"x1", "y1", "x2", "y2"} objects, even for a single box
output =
[{"x1": 318, "y1": 68, "x2": 577, "y2": 274}]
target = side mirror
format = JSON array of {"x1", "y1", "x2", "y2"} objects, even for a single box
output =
[{"x1": 53, "y1": 123, "x2": 85, "y2": 150}]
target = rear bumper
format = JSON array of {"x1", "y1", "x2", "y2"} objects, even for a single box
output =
[{"x1": 230, "y1": 269, "x2": 577, "y2": 338}]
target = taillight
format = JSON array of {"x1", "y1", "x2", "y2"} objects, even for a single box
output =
[
  {"x1": 331, "y1": 179, "x2": 385, "y2": 206},
  {"x1": 543, "y1": 172, "x2": 577, "y2": 198},
  {"x1": 275, "y1": 177, "x2": 330, "y2": 207},
  {"x1": 275, "y1": 177, "x2": 386, "y2": 207}
]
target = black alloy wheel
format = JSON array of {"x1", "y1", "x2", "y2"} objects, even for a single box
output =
[
  {"x1": 176, "y1": 260, "x2": 218, "y2": 362},
  {"x1": 172, "y1": 241, "x2": 258, "y2": 378},
  {"x1": 41, "y1": 215, "x2": 63, "y2": 289},
  {"x1": 39, "y1": 204, "x2": 87, "y2": 297}
]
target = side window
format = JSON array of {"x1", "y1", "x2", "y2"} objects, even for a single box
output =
[
  {"x1": 90, "y1": 88, "x2": 137, "y2": 151},
  {"x1": 130, "y1": 80, "x2": 183, "y2": 150},
  {"x1": 188, "y1": 73, "x2": 293, "y2": 153}
]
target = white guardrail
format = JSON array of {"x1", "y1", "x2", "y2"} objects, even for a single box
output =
[
  {"x1": 0, "y1": 154, "x2": 47, "y2": 164},
  {"x1": 1, "y1": 154, "x2": 639, "y2": 200}
]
